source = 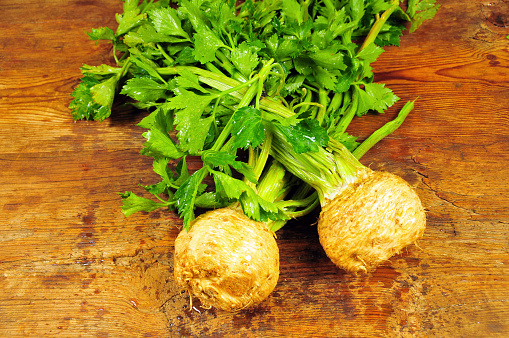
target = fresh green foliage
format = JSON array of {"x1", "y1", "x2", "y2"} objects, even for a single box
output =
[
  {"x1": 407, "y1": 0, "x2": 441, "y2": 33},
  {"x1": 70, "y1": 0, "x2": 438, "y2": 229},
  {"x1": 231, "y1": 107, "x2": 266, "y2": 150},
  {"x1": 69, "y1": 64, "x2": 126, "y2": 121},
  {"x1": 274, "y1": 119, "x2": 329, "y2": 154},
  {"x1": 87, "y1": 27, "x2": 116, "y2": 43}
]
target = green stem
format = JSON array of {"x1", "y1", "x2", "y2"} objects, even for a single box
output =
[
  {"x1": 352, "y1": 100, "x2": 415, "y2": 159},
  {"x1": 277, "y1": 191, "x2": 318, "y2": 209},
  {"x1": 255, "y1": 160, "x2": 288, "y2": 203},
  {"x1": 244, "y1": 59, "x2": 275, "y2": 175},
  {"x1": 326, "y1": 92, "x2": 343, "y2": 114},
  {"x1": 156, "y1": 65, "x2": 297, "y2": 122},
  {"x1": 335, "y1": 88, "x2": 359, "y2": 135},
  {"x1": 357, "y1": 0, "x2": 400, "y2": 53},
  {"x1": 285, "y1": 196, "x2": 319, "y2": 219},
  {"x1": 266, "y1": 187, "x2": 319, "y2": 232},
  {"x1": 300, "y1": 0, "x2": 313, "y2": 22},
  {"x1": 252, "y1": 132, "x2": 273, "y2": 181},
  {"x1": 210, "y1": 81, "x2": 260, "y2": 152},
  {"x1": 156, "y1": 44, "x2": 174, "y2": 64},
  {"x1": 205, "y1": 62, "x2": 227, "y2": 77},
  {"x1": 258, "y1": 161, "x2": 320, "y2": 232},
  {"x1": 210, "y1": 60, "x2": 275, "y2": 152},
  {"x1": 294, "y1": 88, "x2": 312, "y2": 115},
  {"x1": 316, "y1": 87, "x2": 329, "y2": 125},
  {"x1": 293, "y1": 101, "x2": 323, "y2": 111},
  {"x1": 322, "y1": 0, "x2": 336, "y2": 14},
  {"x1": 157, "y1": 65, "x2": 241, "y2": 88},
  {"x1": 270, "y1": 130, "x2": 339, "y2": 202},
  {"x1": 119, "y1": 58, "x2": 132, "y2": 78},
  {"x1": 216, "y1": 76, "x2": 258, "y2": 99},
  {"x1": 216, "y1": 50, "x2": 248, "y2": 82}
]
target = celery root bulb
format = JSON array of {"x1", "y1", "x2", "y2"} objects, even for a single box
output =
[
  {"x1": 174, "y1": 207, "x2": 279, "y2": 311},
  {"x1": 318, "y1": 170, "x2": 426, "y2": 273}
]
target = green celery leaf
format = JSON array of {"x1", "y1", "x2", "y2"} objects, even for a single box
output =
[
  {"x1": 119, "y1": 191, "x2": 168, "y2": 217},
  {"x1": 137, "y1": 101, "x2": 173, "y2": 129},
  {"x1": 194, "y1": 192, "x2": 227, "y2": 208},
  {"x1": 265, "y1": 34, "x2": 279, "y2": 58},
  {"x1": 174, "y1": 46, "x2": 197, "y2": 64},
  {"x1": 152, "y1": 157, "x2": 172, "y2": 185},
  {"x1": 283, "y1": 20, "x2": 313, "y2": 41},
  {"x1": 335, "y1": 71, "x2": 355, "y2": 93},
  {"x1": 172, "y1": 156, "x2": 190, "y2": 187},
  {"x1": 202, "y1": 149, "x2": 237, "y2": 169},
  {"x1": 130, "y1": 56, "x2": 167, "y2": 83},
  {"x1": 309, "y1": 49, "x2": 347, "y2": 71},
  {"x1": 283, "y1": 74, "x2": 306, "y2": 94},
  {"x1": 202, "y1": 149, "x2": 258, "y2": 183},
  {"x1": 174, "y1": 167, "x2": 208, "y2": 229},
  {"x1": 69, "y1": 76, "x2": 103, "y2": 121},
  {"x1": 356, "y1": 42, "x2": 384, "y2": 64},
  {"x1": 241, "y1": 0, "x2": 256, "y2": 14},
  {"x1": 212, "y1": 170, "x2": 247, "y2": 200},
  {"x1": 293, "y1": 56, "x2": 313, "y2": 76},
  {"x1": 311, "y1": 29, "x2": 328, "y2": 50},
  {"x1": 240, "y1": 188, "x2": 288, "y2": 222},
  {"x1": 276, "y1": 37, "x2": 300, "y2": 60},
  {"x1": 90, "y1": 76, "x2": 117, "y2": 111},
  {"x1": 348, "y1": 0, "x2": 366, "y2": 23},
  {"x1": 374, "y1": 24, "x2": 405, "y2": 47},
  {"x1": 81, "y1": 64, "x2": 123, "y2": 76},
  {"x1": 231, "y1": 106, "x2": 266, "y2": 150},
  {"x1": 407, "y1": 0, "x2": 440, "y2": 33},
  {"x1": 356, "y1": 83, "x2": 400, "y2": 116},
  {"x1": 282, "y1": 0, "x2": 303, "y2": 25},
  {"x1": 193, "y1": 27, "x2": 225, "y2": 64},
  {"x1": 124, "y1": 24, "x2": 187, "y2": 46},
  {"x1": 120, "y1": 78, "x2": 168, "y2": 102},
  {"x1": 169, "y1": 90, "x2": 215, "y2": 154},
  {"x1": 211, "y1": 169, "x2": 285, "y2": 222},
  {"x1": 140, "y1": 107, "x2": 183, "y2": 159},
  {"x1": 149, "y1": 7, "x2": 190, "y2": 39},
  {"x1": 275, "y1": 118, "x2": 329, "y2": 154},
  {"x1": 69, "y1": 71, "x2": 121, "y2": 121},
  {"x1": 178, "y1": 0, "x2": 208, "y2": 29},
  {"x1": 356, "y1": 43, "x2": 385, "y2": 79},
  {"x1": 313, "y1": 66, "x2": 339, "y2": 90},
  {"x1": 232, "y1": 162, "x2": 258, "y2": 184},
  {"x1": 335, "y1": 131, "x2": 359, "y2": 152},
  {"x1": 324, "y1": 8, "x2": 350, "y2": 42},
  {"x1": 116, "y1": 0, "x2": 146, "y2": 35},
  {"x1": 175, "y1": 69, "x2": 207, "y2": 93},
  {"x1": 368, "y1": 0, "x2": 392, "y2": 14},
  {"x1": 141, "y1": 181, "x2": 169, "y2": 196},
  {"x1": 204, "y1": 0, "x2": 239, "y2": 33},
  {"x1": 87, "y1": 27, "x2": 116, "y2": 42},
  {"x1": 231, "y1": 41, "x2": 260, "y2": 77}
]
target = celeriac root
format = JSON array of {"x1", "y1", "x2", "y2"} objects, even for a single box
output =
[
  {"x1": 174, "y1": 207, "x2": 280, "y2": 311},
  {"x1": 318, "y1": 169, "x2": 426, "y2": 273}
]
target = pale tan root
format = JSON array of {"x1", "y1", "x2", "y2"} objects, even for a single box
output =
[
  {"x1": 174, "y1": 208, "x2": 280, "y2": 311},
  {"x1": 318, "y1": 170, "x2": 426, "y2": 273}
]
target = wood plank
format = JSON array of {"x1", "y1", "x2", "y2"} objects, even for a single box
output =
[{"x1": 1, "y1": 0, "x2": 508, "y2": 336}]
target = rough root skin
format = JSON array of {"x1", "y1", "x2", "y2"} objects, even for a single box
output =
[
  {"x1": 174, "y1": 208, "x2": 279, "y2": 311},
  {"x1": 318, "y1": 170, "x2": 426, "y2": 274}
]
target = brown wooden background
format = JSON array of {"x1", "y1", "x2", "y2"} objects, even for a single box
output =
[{"x1": 1, "y1": 0, "x2": 508, "y2": 336}]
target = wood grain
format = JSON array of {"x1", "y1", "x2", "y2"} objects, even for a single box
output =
[{"x1": 1, "y1": 0, "x2": 508, "y2": 337}]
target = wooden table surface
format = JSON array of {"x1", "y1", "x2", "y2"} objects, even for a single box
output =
[{"x1": 1, "y1": 0, "x2": 508, "y2": 336}]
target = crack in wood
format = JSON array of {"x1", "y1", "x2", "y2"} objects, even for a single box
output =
[{"x1": 411, "y1": 166, "x2": 481, "y2": 219}]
